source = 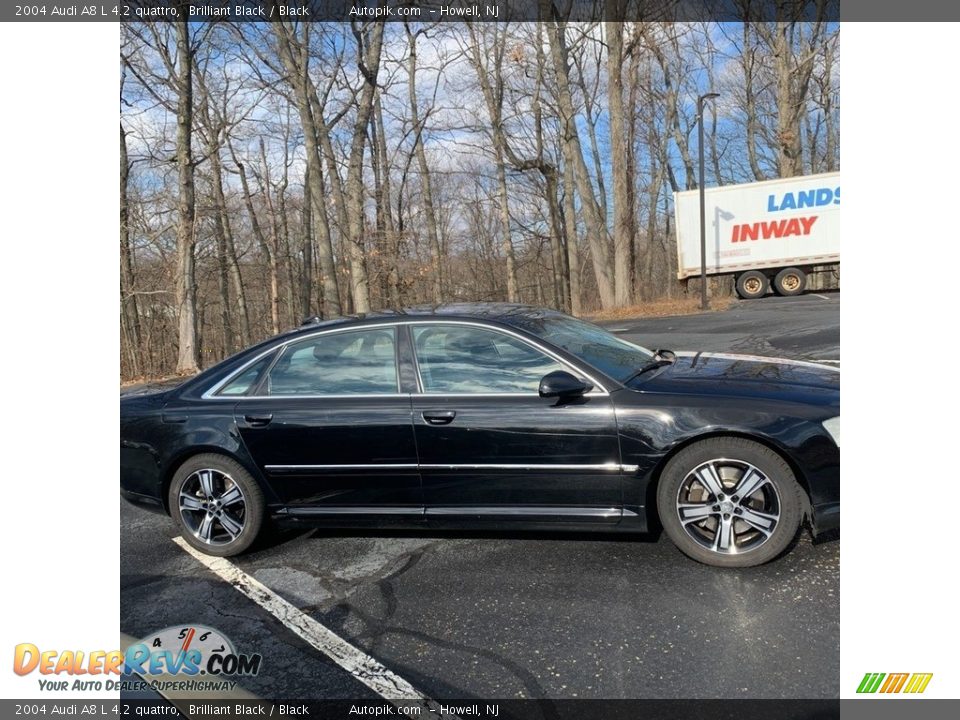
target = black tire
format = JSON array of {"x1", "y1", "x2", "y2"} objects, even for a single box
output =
[
  {"x1": 773, "y1": 267, "x2": 807, "y2": 296},
  {"x1": 168, "y1": 453, "x2": 264, "y2": 557},
  {"x1": 735, "y1": 271, "x2": 769, "y2": 299},
  {"x1": 656, "y1": 437, "x2": 804, "y2": 567}
]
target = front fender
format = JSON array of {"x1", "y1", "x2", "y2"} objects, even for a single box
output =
[{"x1": 612, "y1": 390, "x2": 839, "y2": 517}]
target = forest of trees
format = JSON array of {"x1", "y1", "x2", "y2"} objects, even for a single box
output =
[{"x1": 120, "y1": 18, "x2": 839, "y2": 379}]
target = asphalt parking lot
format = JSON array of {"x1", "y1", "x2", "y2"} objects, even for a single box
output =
[{"x1": 120, "y1": 292, "x2": 839, "y2": 700}]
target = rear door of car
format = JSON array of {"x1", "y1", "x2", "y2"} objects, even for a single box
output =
[
  {"x1": 229, "y1": 324, "x2": 422, "y2": 519},
  {"x1": 405, "y1": 321, "x2": 624, "y2": 524}
]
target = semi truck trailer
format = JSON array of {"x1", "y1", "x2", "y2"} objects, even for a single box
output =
[{"x1": 674, "y1": 171, "x2": 840, "y2": 299}]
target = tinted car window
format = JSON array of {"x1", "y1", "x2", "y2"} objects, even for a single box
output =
[
  {"x1": 514, "y1": 315, "x2": 653, "y2": 382},
  {"x1": 267, "y1": 328, "x2": 399, "y2": 395},
  {"x1": 413, "y1": 325, "x2": 564, "y2": 394},
  {"x1": 217, "y1": 355, "x2": 272, "y2": 396}
]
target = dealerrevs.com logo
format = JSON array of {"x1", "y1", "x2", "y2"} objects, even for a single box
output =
[
  {"x1": 13, "y1": 625, "x2": 261, "y2": 692},
  {"x1": 857, "y1": 673, "x2": 933, "y2": 694}
]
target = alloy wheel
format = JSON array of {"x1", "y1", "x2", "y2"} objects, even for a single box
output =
[
  {"x1": 178, "y1": 469, "x2": 247, "y2": 545},
  {"x1": 675, "y1": 458, "x2": 781, "y2": 555}
]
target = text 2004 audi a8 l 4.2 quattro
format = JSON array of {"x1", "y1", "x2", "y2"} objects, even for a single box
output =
[{"x1": 120, "y1": 304, "x2": 839, "y2": 568}]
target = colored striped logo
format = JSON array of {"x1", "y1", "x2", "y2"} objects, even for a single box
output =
[{"x1": 857, "y1": 672, "x2": 933, "y2": 694}]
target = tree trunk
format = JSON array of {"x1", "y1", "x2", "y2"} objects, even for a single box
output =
[
  {"x1": 774, "y1": 23, "x2": 802, "y2": 177},
  {"x1": 607, "y1": 21, "x2": 634, "y2": 306},
  {"x1": 271, "y1": 21, "x2": 342, "y2": 316},
  {"x1": 299, "y1": 163, "x2": 314, "y2": 319},
  {"x1": 494, "y1": 144, "x2": 520, "y2": 303},
  {"x1": 174, "y1": 17, "x2": 199, "y2": 374},
  {"x1": 373, "y1": 93, "x2": 401, "y2": 308},
  {"x1": 406, "y1": 25, "x2": 444, "y2": 304},
  {"x1": 546, "y1": 18, "x2": 615, "y2": 309},
  {"x1": 120, "y1": 122, "x2": 142, "y2": 377},
  {"x1": 544, "y1": 170, "x2": 568, "y2": 312},
  {"x1": 742, "y1": 25, "x2": 767, "y2": 181},
  {"x1": 561, "y1": 157, "x2": 582, "y2": 316},
  {"x1": 465, "y1": 23, "x2": 522, "y2": 304},
  {"x1": 343, "y1": 22, "x2": 384, "y2": 314},
  {"x1": 258, "y1": 138, "x2": 283, "y2": 334},
  {"x1": 822, "y1": 33, "x2": 837, "y2": 172},
  {"x1": 231, "y1": 144, "x2": 279, "y2": 335},
  {"x1": 210, "y1": 145, "x2": 250, "y2": 349},
  {"x1": 203, "y1": 135, "x2": 234, "y2": 355}
]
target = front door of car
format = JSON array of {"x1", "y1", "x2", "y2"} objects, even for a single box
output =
[
  {"x1": 407, "y1": 323, "x2": 623, "y2": 523},
  {"x1": 233, "y1": 325, "x2": 421, "y2": 517}
]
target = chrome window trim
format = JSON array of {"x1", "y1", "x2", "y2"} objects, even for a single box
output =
[
  {"x1": 202, "y1": 323, "x2": 403, "y2": 400},
  {"x1": 202, "y1": 319, "x2": 610, "y2": 400}
]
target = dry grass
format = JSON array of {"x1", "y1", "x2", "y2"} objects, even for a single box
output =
[
  {"x1": 585, "y1": 296, "x2": 735, "y2": 322},
  {"x1": 120, "y1": 373, "x2": 194, "y2": 389}
]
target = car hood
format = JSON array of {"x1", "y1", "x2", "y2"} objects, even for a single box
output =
[{"x1": 633, "y1": 352, "x2": 839, "y2": 407}]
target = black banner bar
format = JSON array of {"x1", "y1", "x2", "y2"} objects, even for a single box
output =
[
  {"x1": 2, "y1": 0, "x2": 883, "y2": 23},
  {"x1": 0, "y1": 698, "x2": 843, "y2": 719}
]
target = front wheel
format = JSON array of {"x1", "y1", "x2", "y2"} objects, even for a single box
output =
[
  {"x1": 169, "y1": 453, "x2": 264, "y2": 557},
  {"x1": 656, "y1": 438, "x2": 804, "y2": 567}
]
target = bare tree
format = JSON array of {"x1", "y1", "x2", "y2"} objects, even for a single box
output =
[
  {"x1": 405, "y1": 23, "x2": 445, "y2": 304},
  {"x1": 120, "y1": 121, "x2": 143, "y2": 377},
  {"x1": 342, "y1": 21, "x2": 385, "y2": 313},
  {"x1": 544, "y1": 17, "x2": 615, "y2": 308},
  {"x1": 606, "y1": 19, "x2": 635, "y2": 305},
  {"x1": 267, "y1": 19, "x2": 343, "y2": 316},
  {"x1": 173, "y1": 17, "x2": 199, "y2": 373},
  {"x1": 120, "y1": 18, "x2": 840, "y2": 380}
]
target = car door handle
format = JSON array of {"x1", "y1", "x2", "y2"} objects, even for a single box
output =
[
  {"x1": 243, "y1": 413, "x2": 273, "y2": 427},
  {"x1": 422, "y1": 410, "x2": 456, "y2": 425}
]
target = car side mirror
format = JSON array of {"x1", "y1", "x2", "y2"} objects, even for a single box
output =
[{"x1": 539, "y1": 370, "x2": 593, "y2": 399}]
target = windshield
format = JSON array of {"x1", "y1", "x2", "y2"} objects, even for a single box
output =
[{"x1": 519, "y1": 315, "x2": 654, "y2": 382}]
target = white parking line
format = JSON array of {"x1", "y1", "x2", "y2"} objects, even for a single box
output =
[
  {"x1": 173, "y1": 537, "x2": 450, "y2": 716},
  {"x1": 813, "y1": 293, "x2": 832, "y2": 301}
]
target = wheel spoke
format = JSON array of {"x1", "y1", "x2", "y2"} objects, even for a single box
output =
[
  {"x1": 713, "y1": 516, "x2": 734, "y2": 552},
  {"x1": 197, "y1": 513, "x2": 214, "y2": 542},
  {"x1": 198, "y1": 470, "x2": 215, "y2": 498},
  {"x1": 218, "y1": 513, "x2": 243, "y2": 539},
  {"x1": 218, "y1": 485, "x2": 243, "y2": 508},
  {"x1": 179, "y1": 494, "x2": 204, "y2": 512},
  {"x1": 734, "y1": 469, "x2": 768, "y2": 502},
  {"x1": 739, "y1": 507, "x2": 778, "y2": 535},
  {"x1": 694, "y1": 463, "x2": 725, "y2": 498},
  {"x1": 679, "y1": 503, "x2": 716, "y2": 525}
]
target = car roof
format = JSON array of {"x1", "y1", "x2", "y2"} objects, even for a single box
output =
[{"x1": 294, "y1": 303, "x2": 565, "y2": 335}]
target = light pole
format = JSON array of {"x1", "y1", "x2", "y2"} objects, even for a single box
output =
[{"x1": 698, "y1": 92, "x2": 719, "y2": 310}]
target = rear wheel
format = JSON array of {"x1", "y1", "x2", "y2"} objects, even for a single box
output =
[
  {"x1": 735, "y1": 271, "x2": 769, "y2": 299},
  {"x1": 656, "y1": 437, "x2": 804, "y2": 567},
  {"x1": 169, "y1": 454, "x2": 264, "y2": 557},
  {"x1": 773, "y1": 267, "x2": 807, "y2": 296}
]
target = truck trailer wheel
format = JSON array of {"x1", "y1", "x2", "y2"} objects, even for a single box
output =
[
  {"x1": 736, "y1": 271, "x2": 768, "y2": 299},
  {"x1": 773, "y1": 267, "x2": 807, "y2": 296}
]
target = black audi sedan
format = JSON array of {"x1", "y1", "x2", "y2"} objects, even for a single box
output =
[{"x1": 120, "y1": 304, "x2": 839, "y2": 567}]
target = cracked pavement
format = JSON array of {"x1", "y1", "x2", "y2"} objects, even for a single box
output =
[{"x1": 120, "y1": 293, "x2": 840, "y2": 700}]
